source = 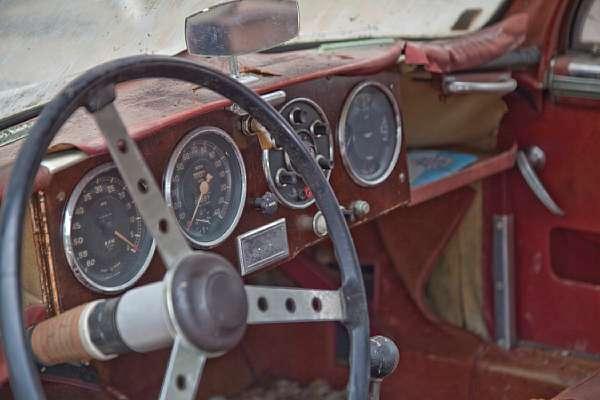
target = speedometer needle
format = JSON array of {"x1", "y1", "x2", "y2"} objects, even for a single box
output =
[
  {"x1": 187, "y1": 173, "x2": 213, "y2": 229},
  {"x1": 114, "y1": 230, "x2": 139, "y2": 253}
]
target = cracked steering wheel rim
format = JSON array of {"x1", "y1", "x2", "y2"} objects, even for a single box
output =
[{"x1": 0, "y1": 55, "x2": 369, "y2": 400}]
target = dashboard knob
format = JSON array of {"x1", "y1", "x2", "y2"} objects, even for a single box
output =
[
  {"x1": 253, "y1": 192, "x2": 278, "y2": 215},
  {"x1": 350, "y1": 200, "x2": 370, "y2": 219},
  {"x1": 290, "y1": 107, "x2": 308, "y2": 124},
  {"x1": 311, "y1": 120, "x2": 328, "y2": 136},
  {"x1": 276, "y1": 169, "x2": 298, "y2": 186},
  {"x1": 369, "y1": 335, "x2": 400, "y2": 380},
  {"x1": 312, "y1": 211, "x2": 328, "y2": 237},
  {"x1": 316, "y1": 155, "x2": 333, "y2": 170}
]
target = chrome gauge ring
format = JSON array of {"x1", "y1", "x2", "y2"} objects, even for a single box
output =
[
  {"x1": 62, "y1": 163, "x2": 156, "y2": 293},
  {"x1": 339, "y1": 81, "x2": 402, "y2": 187},
  {"x1": 164, "y1": 127, "x2": 247, "y2": 248}
]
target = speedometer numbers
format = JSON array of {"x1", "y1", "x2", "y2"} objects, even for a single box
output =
[
  {"x1": 164, "y1": 127, "x2": 247, "y2": 248},
  {"x1": 339, "y1": 81, "x2": 402, "y2": 187},
  {"x1": 63, "y1": 163, "x2": 155, "y2": 293}
]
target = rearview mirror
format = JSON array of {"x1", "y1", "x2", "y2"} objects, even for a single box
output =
[
  {"x1": 185, "y1": 0, "x2": 299, "y2": 82},
  {"x1": 185, "y1": 0, "x2": 299, "y2": 57}
]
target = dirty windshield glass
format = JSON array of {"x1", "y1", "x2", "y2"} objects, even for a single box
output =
[{"x1": 0, "y1": 0, "x2": 506, "y2": 126}]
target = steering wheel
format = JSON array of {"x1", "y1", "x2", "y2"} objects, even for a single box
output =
[{"x1": 0, "y1": 56, "x2": 369, "y2": 399}]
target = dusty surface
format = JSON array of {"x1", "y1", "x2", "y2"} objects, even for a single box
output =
[{"x1": 210, "y1": 379, "x2": 345, "y2": 400}]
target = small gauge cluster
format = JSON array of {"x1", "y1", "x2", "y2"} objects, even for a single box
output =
[
  {"x1": 61, "y1": 81, "x2": 402, "y2": 293},
  {"x1": 262, "y1": 98, "x2": 334, "y2": 209}
]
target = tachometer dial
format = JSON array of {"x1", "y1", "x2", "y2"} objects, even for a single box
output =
[
  {"x1": 164, "y1": 127, "x2": 246, "y2": 248},
  {"x1": 339, "y1": 81, "x2": 402, "y2": 186},
  {"x1": 63, "y1": 163, "x2": 156, "y2": 293}
]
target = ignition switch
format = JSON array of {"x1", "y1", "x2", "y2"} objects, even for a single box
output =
[{"x1": 252, "y1": 192, "x2": 278, "y2": 215}]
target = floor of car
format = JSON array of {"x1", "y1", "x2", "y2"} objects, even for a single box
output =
[{"x1": 209, "y1": 379, "x2": 344, "y2": 400}]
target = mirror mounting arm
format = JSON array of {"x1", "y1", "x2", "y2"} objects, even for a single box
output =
[{"x1": 185, "y1": 0, "x2": 299, "y2": 84}]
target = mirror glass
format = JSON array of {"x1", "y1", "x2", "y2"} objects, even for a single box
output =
[{"x1": 185, "y1": 0, "x2": 299, "y2": 56}]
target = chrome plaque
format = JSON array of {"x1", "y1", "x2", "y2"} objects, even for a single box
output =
[{"x1": 237, "y1": 218, "x2": 289, "y2": 275}]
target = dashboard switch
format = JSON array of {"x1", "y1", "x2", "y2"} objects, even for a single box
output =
[
  {"x1": 313, "y1": 212, "x2": 328, "y2": 237},
  {"x1": 350, "y1": 200, "x2": 370, "y2": 219},
  {"x1": 253, "y1": 192, "x2": 278, "y2": 215},
  {"x1": 311, "y1": 120, "x2": 328, "y2": 137},
  {"x1": 290, "y1": 107, "x2": 308, "y2": 124},
  {"x1": 276, "y1": 169, "x2": 298, "y2": 186},
  {"x1": 316, "y1": 155, "x2": 333, "y2": 170}
]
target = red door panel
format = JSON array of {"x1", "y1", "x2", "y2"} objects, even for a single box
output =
[{"x1": 501, "y1": 91, "x2": 600, "y2": 353}]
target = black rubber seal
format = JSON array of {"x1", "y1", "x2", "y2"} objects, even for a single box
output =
[
  {"x1": 0, "y1": 55, "x2": 369, "y2": 400},
  {"x1": 88, "y1": 299, "x2": 132, "y2": 356}
]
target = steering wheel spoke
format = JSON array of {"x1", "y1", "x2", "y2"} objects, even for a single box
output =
[
  {"x1": 245, "y1": 285, "x2": 345, "y2": 324},
  {"x1": 159, "y1": 336, "x2": 207, "y2": 400},
  {"x1": 91, "y1": 102, "x2": 193, "y2": 267}
]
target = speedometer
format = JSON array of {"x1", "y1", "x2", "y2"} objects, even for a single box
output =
[
  {"x1": 164, "y1": 127, "x2": 246, "y2": 248},
  {"x1": 63, "y1": 163, "x2": 156, "y2": 293},
  {"x1": 339, "y1": 81, "x2": 402, "y2": 186}
]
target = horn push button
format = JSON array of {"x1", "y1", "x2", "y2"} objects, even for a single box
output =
[{"x1": 169, "y1": 253, "x2": 247, "y2": 353}]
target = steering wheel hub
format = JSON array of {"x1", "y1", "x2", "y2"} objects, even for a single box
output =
[{"x1": 169, "y1": 253, "x2": 247, "y2": 353}]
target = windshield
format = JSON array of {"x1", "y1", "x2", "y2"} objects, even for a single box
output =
[{"x1": 0, "y1": 0, "x2": 506, "y2": 124}]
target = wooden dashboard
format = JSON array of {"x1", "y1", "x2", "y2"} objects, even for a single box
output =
[{"x1": 28, "y1": 69, "x2": 410, "y2": 314}]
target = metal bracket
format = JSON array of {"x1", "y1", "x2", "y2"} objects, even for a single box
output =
[
  {"x1": 493, "y1": 214, "x2": 516, "y2": 350},
  {"x1": 443, "y1": 73, "x2": 517, "y2": 95},
  {"x1": 229, "y1": 90, "x2": 286, "y2": 116}
]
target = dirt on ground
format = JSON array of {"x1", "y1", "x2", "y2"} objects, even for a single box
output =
[{"x1": 210, "y1": 379, "x2": 346, "y2": 400}]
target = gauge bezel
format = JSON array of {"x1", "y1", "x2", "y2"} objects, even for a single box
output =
[
  {"x1": 338, "y1": 81, "x2": 402, "y2": 187},
  {"x1": 262, "y1": 97, "x2": 334, "y2": 209},
  {"x1": 164, "y1": 126, "x2": 247, "y2": 248},
  {"x1": 62, "y1": 162, "x2": 157, "y2": 294}
]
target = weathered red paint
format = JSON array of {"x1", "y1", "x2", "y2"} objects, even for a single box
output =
[{"x1": 404, "y1": 13, "x2": 529, "y2": 73}]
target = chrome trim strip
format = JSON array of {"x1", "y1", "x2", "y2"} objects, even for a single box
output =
[
  {"x1": 549, "y1": 74, "x2": 600, "y2": 100},
  {"x1": 492, "y1": 214, "x2": 516, "y2": 350},
  {"x1": 568, "y1": 61, "x2": 600, "y2": 79},
  {"x1": 228, "y1": 90, "x2": 287, "y2": 115},
  {"x1": 41, "y1": 149, "x2": 88, "y2": 174},
  {"x1": 443, "y1": 79, "x2": 517, "y2": 95}
]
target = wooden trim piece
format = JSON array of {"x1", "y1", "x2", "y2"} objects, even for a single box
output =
[{"x1": 30, "y1": 191, "x2": 61, "y2": 315}]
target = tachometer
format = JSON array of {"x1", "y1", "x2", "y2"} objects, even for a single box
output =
[
  {"x1": 164, "y1": 127, "x2": 246, "y2": 248},
  {"x1": 63, "y1": 163, "x2": 156, "y2": 293},
  {"x1": 339, "y1": 81, "x2": 402, "y2": 186}
]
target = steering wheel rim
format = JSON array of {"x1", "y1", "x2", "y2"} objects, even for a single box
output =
[{"x1": 0, "y1": 55, "x2": 369, "y2": 399}]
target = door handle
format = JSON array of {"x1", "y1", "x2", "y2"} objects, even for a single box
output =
[
  {"x1": 516, "y1": 147, "x2": 565, "y2": 216},
  {"x1": 443, "y1": 79, "x2": 517, "y2": 95}
]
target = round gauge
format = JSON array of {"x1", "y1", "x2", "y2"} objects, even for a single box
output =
[
  {"x1": 63, "y1": 163, "x2": 156, "y2": 293},
  {"x1": 339, "y1": 81, "x2": 402, "y2": 186},
  {"x1": 164, "y1": 127, "x2": 246, "y2": 248},
  {"x1": 263, "y1": 98, "x2": 334, "y2": 209}
]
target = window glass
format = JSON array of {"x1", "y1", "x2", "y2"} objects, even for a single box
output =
[{"x1": 580, "y1": 0, "x2": 600, "y2": 44}]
